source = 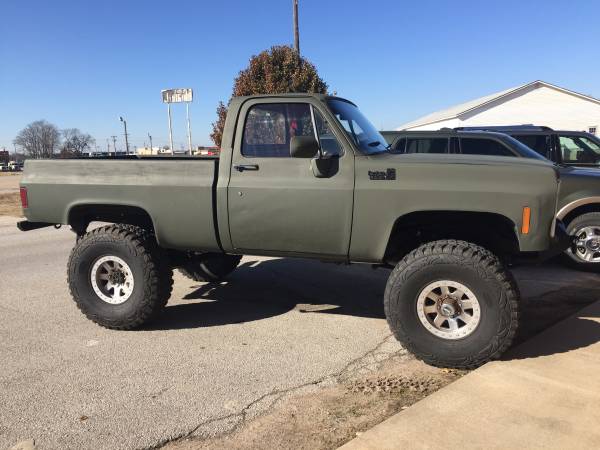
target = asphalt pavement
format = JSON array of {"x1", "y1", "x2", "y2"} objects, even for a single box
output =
[{"x1": 1, "y1": 215, "x2": 599, "y2": 449}]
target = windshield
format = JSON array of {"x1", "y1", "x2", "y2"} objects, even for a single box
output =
[{"x1": 326, "y1": 99, "x2": 389, "y2": 154}]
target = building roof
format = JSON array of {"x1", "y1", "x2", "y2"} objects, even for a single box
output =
[{"x1": 397, "y1": 80, "x2": 600, "y2": 130}]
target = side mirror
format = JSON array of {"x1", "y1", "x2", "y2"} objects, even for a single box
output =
[{"x1": 290, "y1": 136, "x2": 319, "y2": 158}]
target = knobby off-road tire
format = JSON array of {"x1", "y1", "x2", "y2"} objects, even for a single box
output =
[
  {"x1": 384, "y1": 240, "x2": 520, "y2": 369},
  {"x1": 67, "y1": 224, "x2": 173, "y2": 329},
  {"x1": 179, "y1": 254, "x2": 242, "y2": 282},
  {"x1": 561, "y1": 212, "x2": 600, "y2": 272}
]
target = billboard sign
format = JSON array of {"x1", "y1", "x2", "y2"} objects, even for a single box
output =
[{"x1": 161, "y1": 88, "x2": 193, "y2": 103}]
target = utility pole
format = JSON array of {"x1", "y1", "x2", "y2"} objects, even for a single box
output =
[
  {"x1": 119, "y1": 116, "x2": 130, "y2": 155},
  {"x1": 167, "y1": 103, "x2": 174, "y2": 156},
  {"x1": 106, "y1": 138, "x2": 110, "y2": 154},
  {"x1": 293, "y1": 0, "x2": 300, "y2": 54},
  {"x1": 111, "y1": 136, "x2": 118, "y2": 155},
  {"x1": 148, "y1": 133, "x2": 153, "y2": 154},
  {"x1": 186, "y1": 102, "x2": 192, "y2": 155}
]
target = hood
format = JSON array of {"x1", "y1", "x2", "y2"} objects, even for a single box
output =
[{"x1": 370, "y1": 151, "x2": 556, "y2": 169}]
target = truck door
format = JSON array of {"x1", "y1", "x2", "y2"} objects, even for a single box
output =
[{"x1": 227, "y1": 99, "x2": 354, "y2": 258}]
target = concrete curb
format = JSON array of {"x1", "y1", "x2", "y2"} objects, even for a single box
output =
[{"x1": 339, "y1": 300, "x2": 600, "y2": 450}]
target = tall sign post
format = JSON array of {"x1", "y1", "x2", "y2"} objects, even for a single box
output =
[{"x1": 161, "y1": 88, "x2": 194, "y2": 155}]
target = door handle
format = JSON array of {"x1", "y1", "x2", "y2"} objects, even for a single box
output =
[{"x1": 234, "y1": 164, "x2": 259, "y2": 172}]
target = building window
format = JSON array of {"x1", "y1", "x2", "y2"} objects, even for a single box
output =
[{"x1": 589, "y1": 127, "x2": 597, "y2": 135}]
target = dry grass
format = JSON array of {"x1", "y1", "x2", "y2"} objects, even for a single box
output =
[{"x1": 0, "y1": 192, "x2": 23, "y2": 217}]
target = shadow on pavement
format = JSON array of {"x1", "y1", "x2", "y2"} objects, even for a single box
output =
[
  {"x1": 147, "y1": 258, "x2": 600, "y2": 360},
  {"x1": 506, "y1": 313, "x2": 600, "y2": 361},
  {"x1": 144, "y1": 258, "x2": 389, "y2": 331}
]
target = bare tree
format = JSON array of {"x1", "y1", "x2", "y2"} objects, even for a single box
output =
[
  {"x1": 13, "y1": 120, "x2": 61, "y2": 159},
  {"x1": 60, "y1": 128, "x2": 95, "y2": 157}
]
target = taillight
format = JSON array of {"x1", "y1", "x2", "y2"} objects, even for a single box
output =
[{"x1": 20, "y1": 187, "x2": 28, "y2": 209}]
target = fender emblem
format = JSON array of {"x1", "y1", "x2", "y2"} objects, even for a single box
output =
[{"x1": 368, "y1": 168, "x2": 396, "y2": 181}]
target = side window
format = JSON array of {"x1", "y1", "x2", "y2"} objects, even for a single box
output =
[
  {"x1": 405, "y1": 138, "x2": 449, "y2": 154},
  {"x1": 391, "y1": 137, "x2": 407, "y2": 153},
  {"x1": 559, "y1": 135, "x2": 600, "y2": 164},
  {"x1": 512, "y1": 135, "x2": 552, "y2": 158},
  {"x1": 460, "y1": 138, "x2": 515, "y2": 157},
  {"x1": 242, "y1": 103, "x2": 314, "y2": 157},
  {"x1": 314, "y1": 109, "x2": 343, "y2": 156}
]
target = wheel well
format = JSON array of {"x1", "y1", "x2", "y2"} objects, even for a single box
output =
[
  {"x1": 68, "y1": 204, "x2": 154, "y2": 236},
  {"x1": 384, "y1": 211, "x2": 519, "y2": 264},
  {"x1": 562, "y1": 203, "x2": 600, "y2": 226}
]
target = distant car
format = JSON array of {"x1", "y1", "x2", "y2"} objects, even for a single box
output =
[
  {"x1": 380, "y1": 129, "x2": 544, "y2": 158},
  {"x1": 454, "y1": 126, "x2": 600, "y2": 168},
  {"x1": 8, "y1": 161, "x2": 23, "y2": 171},
  {"x1": 382, "y1": 128, "x2": 600, "y2": 271},
  {"x1": 196, "y1": 148, "x2": 220, "y2": 157},
  {"x1": 0, "y1": 164, "x2": 8, "y2": 172}
]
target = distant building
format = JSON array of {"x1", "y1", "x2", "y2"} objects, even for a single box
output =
[
  {"x1": 0, "y1": 150, "x2": 9, "y2": 164},
  {"x1": 397, "y1": 80, "x2": 600, "y2": 135},
  {"x1": 136, "y1": 146, "x2": 165, "y2": 156}
]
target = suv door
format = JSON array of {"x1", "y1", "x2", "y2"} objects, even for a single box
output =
[{"x1": 227, "y1": 99, "x2": 354, "y2": 257}]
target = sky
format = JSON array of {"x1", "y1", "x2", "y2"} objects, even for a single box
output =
[{"x1": 1, "y1": 0, "x2": 599, "y2": 152}]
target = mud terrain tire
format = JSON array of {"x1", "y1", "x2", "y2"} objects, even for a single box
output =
[
  {"x1": 67, "y1": 224, "x2": 173, "y2": 329},
  {"x1": 384, "y1": 240, "x2": 520, "y2": 369}
]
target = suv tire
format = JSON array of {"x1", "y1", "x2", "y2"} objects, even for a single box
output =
[
  {"x1": 384, "y1": 240, "x2": 520, "y2": 369},
  {"x1": 179, "y1": 254, "x2": 242, "y2": 282},
  {"x1": 67, "y1": 224, "x2": 173, "y2": 329},
  {"x1": 562, "y1": 212, "x2": 600, "y2": 272}
]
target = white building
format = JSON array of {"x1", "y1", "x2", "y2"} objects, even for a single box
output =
[{"x1": 397, "y1": 80, "x2": 600, "y2": 135}]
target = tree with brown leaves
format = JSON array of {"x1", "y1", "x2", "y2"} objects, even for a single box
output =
[{"x1": 210, "y1": 45, "x2": 328, "y2": 147}]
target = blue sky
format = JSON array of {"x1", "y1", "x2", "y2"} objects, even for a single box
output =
[{"x1": 1, "y1": 0, "x2": 599, "y2": 151}]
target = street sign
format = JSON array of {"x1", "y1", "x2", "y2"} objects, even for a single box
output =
[{"x1": 161, "y1": 88, "x2": 193, "y2": 103}]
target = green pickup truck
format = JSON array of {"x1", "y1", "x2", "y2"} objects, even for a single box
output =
[{"x1": 19, "y1": 94, "x2": 573, "y2": 369}]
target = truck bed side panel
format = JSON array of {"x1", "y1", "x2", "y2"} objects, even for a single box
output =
[{"x1": 21, "y1": 159, "x2": 220, "y2": 252}]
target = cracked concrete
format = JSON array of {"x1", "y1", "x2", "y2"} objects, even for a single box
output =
[{"x1": 151, "y1": 335, "x2": 404, "y2": 448}]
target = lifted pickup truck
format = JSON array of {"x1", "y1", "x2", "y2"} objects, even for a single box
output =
[{"x1": 19, "y1": 94, "x2": 571, "y2": 369}]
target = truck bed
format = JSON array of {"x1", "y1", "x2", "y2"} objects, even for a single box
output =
[{"x1": 21, "y1": 159, "x2": 221, "y2": 251}]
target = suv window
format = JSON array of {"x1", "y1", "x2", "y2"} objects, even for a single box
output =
[
  {"x1": 391, "y1": 137, "x2": 407, "y2": 153},
  {"x1": 559, "y1": 135, "x2": 600, "y2": 164},
  {"x1": 460, "y1": 138, "x2": 515, "y2": 157},
  {"x1": 242, "y1": 103, "x2": 314, "y2": 157},
  {"x1": 512, "y1": 134, "x2": 552, "y2": 158},
  {"x1": 405, "y1": 138, "x2": 449, "y2": 154}
]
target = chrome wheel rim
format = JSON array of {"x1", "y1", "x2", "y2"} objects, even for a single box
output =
[
  {"x1": 91, "y1": 256, "x2": 134, "y2": 304},
  {"x1": 416, "y1": 280, "x2": 481, "y2": 340},
  {"x1": 570, "y1": 226, "x2": 600, "y2": 263}
]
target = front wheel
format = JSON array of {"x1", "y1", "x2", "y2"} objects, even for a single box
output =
[
  {"x1": 384, "y1": 240, "x2": 520, "y2": 369},
  {"x1": 562, "y1": 212, "x2": 600, "y2": 272}
]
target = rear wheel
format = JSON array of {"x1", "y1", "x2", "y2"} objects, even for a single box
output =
[
  {"x1": 384, "y1": 240, "x2": 520, "y2": 369},
  {"x1": 179, "y1": 253, "x2": 242, "y2": 282},
  {"x1": 67, "y1": 224, "x2": 173, "y2": 329},
  {"x1": 562, "y1": 212, "x2": 600, "y2": 272}
]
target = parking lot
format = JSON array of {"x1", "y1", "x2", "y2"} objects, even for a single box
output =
[{"x1": 1, "y1": 215, "x2": 600, "y2": 449}]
